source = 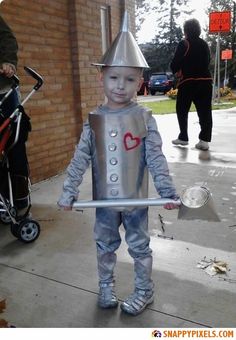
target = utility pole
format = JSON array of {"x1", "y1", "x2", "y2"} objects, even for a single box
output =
[
  {"x1": 232, "y1": 2, "x2": 236, "y2": 49},
  {"x1": 230, "y1": 2, "x2": 236, "y2": 87}
]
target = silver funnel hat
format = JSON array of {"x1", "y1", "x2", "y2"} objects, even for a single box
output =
[
  {"x1": 178, "y1": 186, "x2": 220, "y2": 222},
  {"x1": 92, "y1": 11, "x2": 149, "y2": 68}
]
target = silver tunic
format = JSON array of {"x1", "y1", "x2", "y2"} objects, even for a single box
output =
[{"x1": 89, "y1": 104, "x2": 150, "y2": 200}]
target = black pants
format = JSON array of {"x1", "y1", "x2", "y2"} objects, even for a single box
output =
[{"x1": 176, "y1": 80, "x2": 212, "y2": 142}]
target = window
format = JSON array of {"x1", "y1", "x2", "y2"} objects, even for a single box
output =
[{"x1": 100, "y1": 6, "x2": 111, "y2": 54}]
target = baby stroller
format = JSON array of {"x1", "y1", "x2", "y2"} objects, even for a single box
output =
[{"x1": 0, "y1": 66, "x2": 43, "y2": 243}]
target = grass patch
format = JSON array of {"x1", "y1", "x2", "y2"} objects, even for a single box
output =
[{"x1": 140, "y1": 98, "x2": 236, "y2": 115}]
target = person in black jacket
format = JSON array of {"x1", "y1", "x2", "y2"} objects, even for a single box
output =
[
  {"x1": 170, "y1": 18, "x2": 212, "y2": 151},
  {"x1": 0, "y1": 15, "x2": 18, "y2": 86}
]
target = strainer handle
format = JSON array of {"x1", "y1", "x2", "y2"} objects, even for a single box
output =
[{"x1": 72, "y1": 198, "x2": 181, "y2": 209}]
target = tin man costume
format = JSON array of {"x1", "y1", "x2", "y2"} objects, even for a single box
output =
[{"x1": 58, "y1": 12, "x2": 178, "y2": 315}]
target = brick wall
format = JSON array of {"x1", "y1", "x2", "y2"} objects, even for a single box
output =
[{"x1": 1, "y1": 0, "x2": 135, "y2": 183}]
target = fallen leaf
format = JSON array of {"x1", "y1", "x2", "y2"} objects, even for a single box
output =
[
  {"x1": 214, "y1": 260, "x2": 228, "y2": 267},
  {"x1": 197, "y1": 258, "x2": 229, "y2": 276},
  {"x1": 213, "y1": 261, "x2": 228, "y2": 273}
]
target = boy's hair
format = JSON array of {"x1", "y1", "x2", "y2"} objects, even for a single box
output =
[{"x1": 183, "y1": 19, "x2": 201, "y2": 39}]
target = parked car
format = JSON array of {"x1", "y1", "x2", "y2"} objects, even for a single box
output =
[
  {"x1": 137, "y1": 80, "x2": 149, "y2": 95},
  {"x1": 148, "y1": 72, "x2": 175, "y2": 95}
]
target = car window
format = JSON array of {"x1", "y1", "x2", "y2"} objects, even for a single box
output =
[{"x1": 151, "y1": 75, "x2": 167, "y2": 80}]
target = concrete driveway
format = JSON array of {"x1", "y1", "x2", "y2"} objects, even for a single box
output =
[{"x1": 0, "y1": 108, "x2": 236, "y2": 329}]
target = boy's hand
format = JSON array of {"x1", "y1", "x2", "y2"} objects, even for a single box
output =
[
  {"x1": 63, "y1": 206, "x2": 72, "y2": 211},
  {"x1": 57, "y1": 202, "x2": 72, "y2": 211},
  {"x1": 163, "y1": 196, "x2": 180, "y2": 210}
]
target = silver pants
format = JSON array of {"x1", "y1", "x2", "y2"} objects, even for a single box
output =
[{"x1": 94, "y1": 207, "x2": 154, "y2": 292}]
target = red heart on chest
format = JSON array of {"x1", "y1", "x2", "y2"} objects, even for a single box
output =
[{"x1": 123, "y1": 132, "x2": 141, "y2": 151}]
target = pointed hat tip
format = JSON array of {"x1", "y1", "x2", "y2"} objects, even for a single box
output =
[
  {"x1": 120, "y1": 11, "x2": 129, "y2": 32},
  {"x1": 92, "y1": 10, "x2": 149, "y2": 68}
]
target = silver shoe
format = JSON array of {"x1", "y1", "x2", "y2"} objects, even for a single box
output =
[
  {"x1": 172, "y1": 138, "x2": 188, "y2": 146},
  {"x1": 98, "y1": 282, "x2": 118, "y2": 309},
  {"x1": 120, "y1": 289, "x2": 154, "y2": 316}
]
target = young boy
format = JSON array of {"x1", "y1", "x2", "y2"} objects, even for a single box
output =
[{"x1": 58, "y1": 12, "x2": 179, "y2": 316}]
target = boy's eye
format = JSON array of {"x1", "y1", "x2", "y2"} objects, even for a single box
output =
[
  {"x1": 127, "y1": 78, "x2": 135, "y2": 82},
  {"x1": 110, "y1": 76, "x2": 117, "y2": 79}
]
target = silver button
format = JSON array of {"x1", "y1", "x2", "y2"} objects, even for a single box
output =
[
  {"x1": 110, "y1": 157, "x2": 118, "y2": 165},
  {"x1": 110, "y1": 189, "x2": 119, "y2": 196},
  {"x1": 108, "y1": 143, "x2": 117, "y2": 151},
  {"x1": 109, "y1": 129, "x2": 118, "y2": 137},
  {"x1": 110, "y1": 174, "x2": 118, "y2": 182}
]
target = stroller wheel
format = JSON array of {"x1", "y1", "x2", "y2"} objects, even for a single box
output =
[
  {"x1": 17, "y1": 219, "x2": 40, "y2": 243},
  {"x1": 0, "y1": 207, "x2": 17, "y2": 225}
]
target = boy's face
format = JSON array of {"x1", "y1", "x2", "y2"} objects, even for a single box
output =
[{"x1": 101, "y1": 66, "x2": 143, "y2": 109}]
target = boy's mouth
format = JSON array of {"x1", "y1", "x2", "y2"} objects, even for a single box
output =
[{"x1": 113, "y1": 92, "x2": 126, "y2": 97}]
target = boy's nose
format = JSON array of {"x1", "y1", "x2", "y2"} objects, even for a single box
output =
[{"x1": 117, "y1": 79, "x2": 125, "y2": 89}]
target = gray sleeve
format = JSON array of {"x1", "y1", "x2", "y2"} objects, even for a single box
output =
[
  {"x1": 145, "y1": 115, "x2": 178, "y2": 198},
  {"x1": 58, "y1": 121, "x2": 92, "y2": 206}
]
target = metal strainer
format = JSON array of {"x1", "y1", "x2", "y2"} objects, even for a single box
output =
[
  {"x1": 181, "y1": 186, "x2": 210, "y2": 209},
  {"x1": 178, "y1": 186, "x2": 220, "y2": 221}
]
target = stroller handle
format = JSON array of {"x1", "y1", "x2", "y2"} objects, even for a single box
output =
[
  {"x1": 12, "y1": 74, "x2": 19, "y2": 86},
  {"x1": 24, "y1": 66, "x2": 43, "y2": 91}
]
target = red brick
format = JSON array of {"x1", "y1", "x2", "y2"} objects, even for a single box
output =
[{"x1": 1, "y1": 0, "x2": 135, "y2": 183}]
